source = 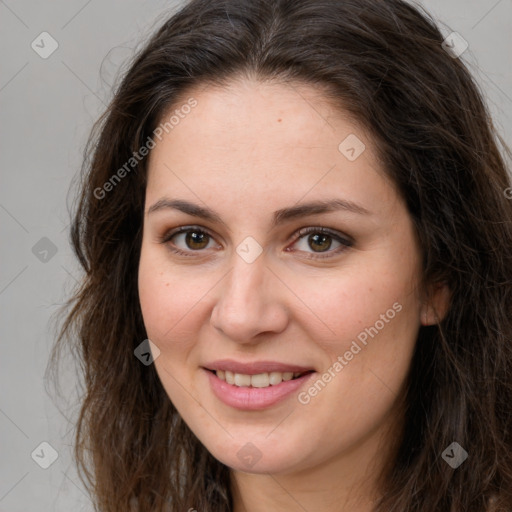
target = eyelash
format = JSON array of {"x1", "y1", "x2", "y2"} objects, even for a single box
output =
[{"x1": 158, "y1": 225, "x2": 353, "y2": 260}]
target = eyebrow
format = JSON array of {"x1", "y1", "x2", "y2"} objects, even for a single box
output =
[{"x1": 147, "y1": 197, "x2": 372, "y2": 228}]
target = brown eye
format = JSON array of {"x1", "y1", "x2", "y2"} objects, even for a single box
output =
[
  {"x1": 184, "y1": 230, "x2": 210, "y2": 250},
  {"x1": 307, "y1": 233, "x2": 332, "y2": 252},
  {"x1": 160, "y1": 226, "x2": 217, "y2": 255},
  {"x1": 290, "y1": 227, "x2": 353, "y2": 260}
]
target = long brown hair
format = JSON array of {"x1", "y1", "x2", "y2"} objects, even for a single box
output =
[{"x1": 48, "y1": 0, "x2": 512, "y2": 510}]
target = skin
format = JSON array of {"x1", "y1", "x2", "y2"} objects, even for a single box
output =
[{"x1": 138, "y1": 78, "x2": 451, "y2": 511}]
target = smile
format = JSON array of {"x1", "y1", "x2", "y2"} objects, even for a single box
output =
[{"x1": 203, "y1": 368, "x2": 316, "y2": 410}]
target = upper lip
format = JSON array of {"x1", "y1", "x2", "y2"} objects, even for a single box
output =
[{"x1": 203, "y1": 359, "x2": 316, "y2": 375}]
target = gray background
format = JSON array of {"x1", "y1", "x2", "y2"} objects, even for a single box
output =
[{"x1": 0, "y1": 1, "x2": 510, "y2": 510}]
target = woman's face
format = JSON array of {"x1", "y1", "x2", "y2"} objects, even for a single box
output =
[{"x1": 138, "y1": 79, "x2": 438, "y2": 481}]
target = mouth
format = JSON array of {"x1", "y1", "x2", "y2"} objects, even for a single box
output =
[
  {"x1": 204, "y1": 367, "x2": 317, "y2": 410},
  {"x1": 205, "y1": 368, "x2": 315, "y2": 388}
]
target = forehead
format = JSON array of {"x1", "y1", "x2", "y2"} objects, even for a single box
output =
[
  {"x1": 152, "y1": 78, "x2": 363, "y2": 159},
  {"x1": 145, "y1": 79, "x2": 397, "y2": 216}
]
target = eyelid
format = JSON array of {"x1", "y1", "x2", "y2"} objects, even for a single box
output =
[
  {"x1": 160, "y1": 225, "x2": 215, "y2": 240},
  {"x1": 287, "y1": 226, "x2": 353, "y2": 246}
]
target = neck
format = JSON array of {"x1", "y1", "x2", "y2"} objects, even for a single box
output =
[{"x1": 230, "y1": 473, "x2": 379, "y2": 512}]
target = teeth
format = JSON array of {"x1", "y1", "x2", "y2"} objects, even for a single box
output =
[
  {"x1": 215, "y1": 370, "x2": 305, "y2": 387},
  {"x1": 234, "y1": 373, "x2": 251, "y2": 387}
]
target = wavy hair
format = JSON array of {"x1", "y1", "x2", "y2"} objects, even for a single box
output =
[{"x1": 48, "y1": 0, "x2": 512, "y2": 510}]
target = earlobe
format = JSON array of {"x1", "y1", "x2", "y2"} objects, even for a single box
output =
[{"x1": 420, "y1": 282, "x2": 452, "y2": 326}]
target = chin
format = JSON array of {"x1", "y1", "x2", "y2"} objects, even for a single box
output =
[{"x1": 203, "y1": 436, "x2": 308, "y2": 475}]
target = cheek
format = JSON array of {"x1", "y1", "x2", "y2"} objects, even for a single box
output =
[
  {"x1": 289, "y1": 261, "x2": 419, "y2": 350},
  {"x1": 137, "y1": 249, "x2": 205, "y2": 407},
  {"x1": 138, "y1": 245, "x2": 198, "y2": 346},
  {"x1": 288, "y1": 270, "x2": 420, "y2": 448},
  {"x1": 296, "y1": 256, "x2": 421, "y2": 416},
  {"x1": 290, "y1": 256, "x2": 421, "y2": 413}
]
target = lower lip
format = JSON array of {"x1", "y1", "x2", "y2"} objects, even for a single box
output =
[{"x1": 204, "y1": 368, "x2": 316, "y2": 410}]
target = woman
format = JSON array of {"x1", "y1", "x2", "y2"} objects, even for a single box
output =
[{"x1": 50, "y1": 0, "x2": 512, "y2": 510}]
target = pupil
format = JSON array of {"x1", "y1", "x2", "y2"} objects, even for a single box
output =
[
  {"x1": 186, "y1": 231, "x2": 208, "y2": 250},
  {"x1": 309, "y1": 233, "x2": 331, "y2": 252}
]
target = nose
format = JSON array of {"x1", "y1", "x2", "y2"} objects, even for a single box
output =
[{"x1": 210, "y1": 253, "x2": 289, "y2": 343}]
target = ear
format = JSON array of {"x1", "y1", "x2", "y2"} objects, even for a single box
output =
[{"x1": 420, "y1": 281, "x2": 452, "y2": 326}]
